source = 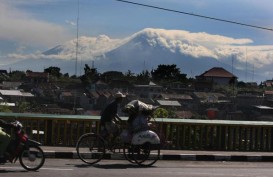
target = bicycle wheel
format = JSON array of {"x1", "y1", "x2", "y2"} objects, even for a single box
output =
[
  {"x1": 19, "y1": 145, "x2": 45, "y2": 171},
  {"x1": 123, "y1": 144, "x2": 135, "y2": 163},
  {"x1": 76, "y1": 133, "x2": 105, "y2": 165},
  {"x1": 132, "y1": 143, "x2": 160, "y2": 166}
]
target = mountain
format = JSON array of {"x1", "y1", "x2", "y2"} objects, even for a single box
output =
[{"x1": 4, "y1": 28, "x2": 269, "y2": 82}]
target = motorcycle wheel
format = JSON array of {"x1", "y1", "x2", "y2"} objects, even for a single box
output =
[{"x1": 19, "y1": 145, "x2": 45, "y2": 171}]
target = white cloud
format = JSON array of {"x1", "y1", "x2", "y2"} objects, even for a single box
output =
[
  {"x1": 2, "y1": 28, "x2": 273, "y2": 82},
  {"x1": 0, "y1": 1, "x2": 71, "y2": 48},
  {"x1": 65, "y1": 20, "x2": 76, "y2": 26}
]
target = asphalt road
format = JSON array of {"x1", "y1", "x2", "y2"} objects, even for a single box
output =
[{"x1": 2, "y1": 159, "x2": 273, "y2": 177}]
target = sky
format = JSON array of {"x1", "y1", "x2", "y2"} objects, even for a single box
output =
[{"x1": 1, "y1": 0, "x2": 273, "y2": 81}]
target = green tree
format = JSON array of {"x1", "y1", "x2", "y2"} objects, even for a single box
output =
[
  {"x1": 18, "y1": 101, "x2": 31, "y2": 113},
  {"x1": 0, "y1": 105, "x2": 12, "y2": 113},
  {"x1": 136, "y1": 70, "x2": 150, "y2": 84},
  {"x1": 151, "y1": 64, "x2": 187, "y2": 83},
  {"x1": 153, "y1": 108, "x2": 168, "y2": 118},
  {"x1": 44, "y1": 66, "x2": 62, "y2": 78},
  {"x1": 124, "y1": 70, "x2": 136, "y2": 83},
  {"x1": 9, "y1": 70, "x2": 26, "y2": 81},
  {"x1": 80, "y1": 64, "x2": 100, "y2": 86}
]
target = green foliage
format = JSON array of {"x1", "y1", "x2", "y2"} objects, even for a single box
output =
[
  {"x1": 153, "y1": 108, "x2": 168, "y2": 118},
  {"x1": 0, "y1": 105, "x2": 12, "y2": 113},
  {"x1": 136, "y1": 70, "x2": 150, "y2": 84},
  {"x1": 151, "y1": 64, "x2": 187, "y2": 84},
  {"x1": 9, "y1": 70, "x2": 26, "y2": 81},
  {"x1": 18, "y1": 101, "x2": 31, "y2": 113},
  {"x1": 124, "y1": 70, "x2": 136, "y2": 83},
  {"x1": 167, "y1": 108, "x2": 177, "y2": 118},
  {"x1": 80, "y1": 64, "x2": 100, "y2": 86},
  {"x1": 44, "y1": 66, "x2": 62, "y2": 78}
]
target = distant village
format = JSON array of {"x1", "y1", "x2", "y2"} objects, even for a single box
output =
[{"x1": 1, "y1": 64, "x2": 273, "y2": 122}]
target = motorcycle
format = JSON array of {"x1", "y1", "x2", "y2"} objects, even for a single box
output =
[{"x1": 0, "y1": 120, "x2": 45, "y2": 171}]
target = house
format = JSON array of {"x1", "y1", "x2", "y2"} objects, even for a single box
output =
[
  {"x1": 195, "y1": 67, "x2": 237, "y2": 89},
  {"x1": 155, "y1": 100, "x2": 181, "y2": 109},
  {"x1": 59, "y1": 91, "x2": 74, "y2": 103},
  {"x1": 0, "y1": 89, "x2": 34, "y2": 103},
  {"x1": 264, "y1": 90, "x2": 273, "y2": 106},
  {"x1": 0, "y1": 70, "x2": 9, "y2": 81},
  {"x1": 79, "y1": 90, "x2": 100, "y2": 110},
  {"x1": 264, "y1": 80, "x2": 273, "y2": 88},
  {"x1": 250, "y1": 105, "x2": 273, "y2": 121},
  {"x1": 193, "y1": 92, "x2": 227, "y2": 103},
  {"x1": 25, "y1": 71, "x2": 49, "y2": 83},
  {"x1": 236, "y1": 90, "x2": 264, "y2": 107},
  {"x1": 89, "y1": 80, "x2": 108, "y2": 91},
  {"x1": 132, "y1": 81, "x2": 163, "y2": 99},
  {"x1": 0, "y1": 81, "x2": 22, "y2": 90}
]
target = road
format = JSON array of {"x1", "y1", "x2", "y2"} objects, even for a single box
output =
[{"x1": 1, "y1": 159, "x2": 273, "y2": 177}]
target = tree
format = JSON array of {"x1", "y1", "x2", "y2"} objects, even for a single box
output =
[
  {"x1": 151, "y1": 64, "x2": 187, "y2": 83},
  {"x1": 136, "y1": 70, "x2": 150, "y2": 84},
  {"x1": 80, "y1": 64, "x2": 100, "y2": 86},
  {"x1": 44, "y1": 66, "x2": 62, "y2": 78},
  {"x1": 153, "y1": 108, "x2": 168, "y2": 118},
  {"x1": 124, "y1": 70, "x2": 136, "y2": 83},
  {"x1": 0, "y1": 105, "x2": 12, "y2": 113},
  {"x1": 18, "y1": 101, "x2": 31, "y2": 113},
  {"x1": 9, "y1": 70, "x2": 26, "y2": 81}
]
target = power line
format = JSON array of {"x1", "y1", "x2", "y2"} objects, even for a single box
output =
[{"x1": 115, "y1": 0, "x2": 273, "y2": 32}]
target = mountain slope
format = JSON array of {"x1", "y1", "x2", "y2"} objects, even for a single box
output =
[{"x1": 4, "y1": 28, "x2": 268, "y2": 81}]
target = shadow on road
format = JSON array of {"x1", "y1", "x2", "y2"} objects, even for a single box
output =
[
  {"x1": 73, "y1": 163, "x2": 157, "y2": 169},
  {"x1": 0, "y1": 169, "x2": 29, "y2": 173}
]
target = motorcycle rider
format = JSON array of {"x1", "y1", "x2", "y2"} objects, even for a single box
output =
[{"x1": 0, "y1": 119, "x2": 15, "y2": 163}]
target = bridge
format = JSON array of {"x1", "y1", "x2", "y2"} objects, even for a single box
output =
[{"x1": 1, "y1": 112, "x2": 273, "y2": 152}]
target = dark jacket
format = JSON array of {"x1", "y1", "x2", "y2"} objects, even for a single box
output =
[{"x1": 100, "y1": 100, "x2": 119, "y2": 124}]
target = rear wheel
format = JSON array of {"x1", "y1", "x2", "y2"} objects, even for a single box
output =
[
  {"x1": 76, "y1": 133, "x2": 105, "y2": 165},
  {"x1": 132, "y1": 143, "x2": 160, "y2": 166},
  {"x1": 19, "y1": 145, "x2": 45, "y2": 171}
]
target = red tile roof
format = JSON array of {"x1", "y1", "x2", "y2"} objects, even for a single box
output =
[{"x1": 200, "y1": 67, "x2": 237, "y2": 78}]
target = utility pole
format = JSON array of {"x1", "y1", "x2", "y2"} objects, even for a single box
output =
[{"x1": 73, "y1": 0, "x2": 80, "y2": 113}]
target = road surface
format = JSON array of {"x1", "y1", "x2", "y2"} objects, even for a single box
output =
[{"x1": 1, "y1": 159, "x2": 273, "y2": 177}]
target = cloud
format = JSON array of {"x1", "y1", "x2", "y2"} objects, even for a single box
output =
[
  {"x1": 65, "y1": 20, "x2": 76, "y2": 26},
  {"x1": 2, "y1": 28, "x2": 273, "y2": 82},
  {"x1": 0, "y1": 1, "x2": 71, "y2": 48},
  {"x1": 135, "y1": 28, "x2": 253, "y2": 58}
]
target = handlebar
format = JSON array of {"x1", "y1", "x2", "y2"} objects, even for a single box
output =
[{"x1": 10, "y1": 120, "x2": 23, "y2": 131}]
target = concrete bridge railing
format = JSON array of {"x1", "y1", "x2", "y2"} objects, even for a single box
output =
[{"x1": 1, "y1": 112, "x2": 273, "y2": 151}]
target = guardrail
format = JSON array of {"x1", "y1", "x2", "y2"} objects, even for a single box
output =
[{"x1": 1, "y1": 112, "x2": 273, "y2": 151}]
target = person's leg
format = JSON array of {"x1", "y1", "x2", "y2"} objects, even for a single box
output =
[{"x1": 0, "y1": 129, "x2": 11, "y2": 159}]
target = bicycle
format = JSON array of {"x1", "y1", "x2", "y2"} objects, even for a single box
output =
[{"x1": 76, "y1": 121, "x2": 161, "y2": 166}]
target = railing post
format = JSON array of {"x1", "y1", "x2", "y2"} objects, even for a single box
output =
[{"x1": 46, "y1": 119, "x2": 53, "y2": 146}]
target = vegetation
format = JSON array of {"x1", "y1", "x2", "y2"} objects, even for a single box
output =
[{"x1": 0, "y1": 105, "x2": 12, "y2": 113}]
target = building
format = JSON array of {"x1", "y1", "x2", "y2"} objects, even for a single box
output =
[
  {"x1": 25, "y1": 71, "x2": 49, "y2": 83},
  {"x1": 195, "y1": 67, "x2": 237, "y2": 90}
]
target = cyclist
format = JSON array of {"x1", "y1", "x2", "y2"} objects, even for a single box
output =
[{"x1": 100, "y1": 91, "x2": 126, "y2": 141}]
